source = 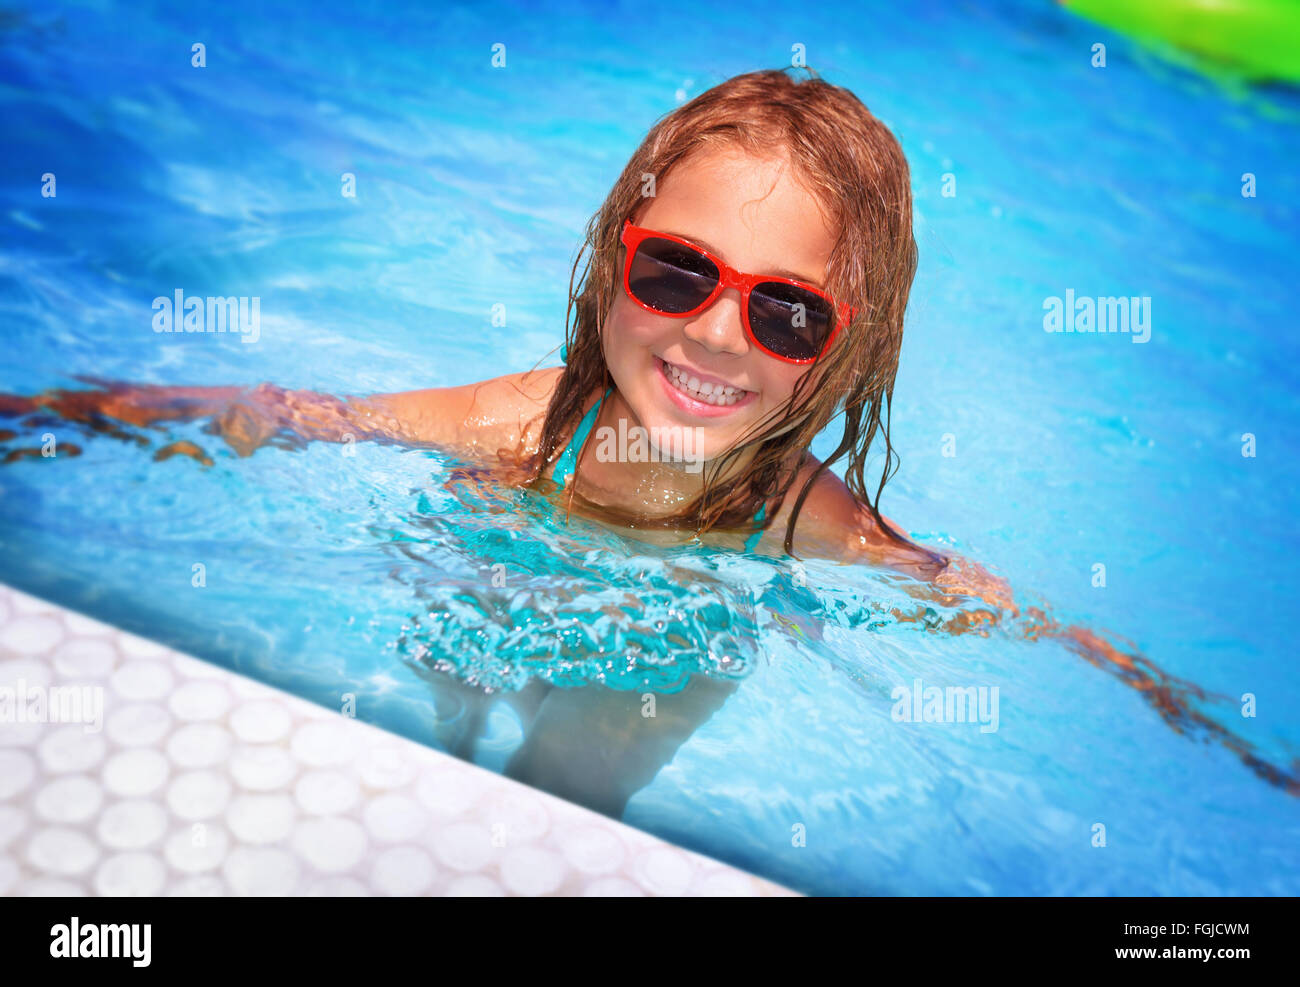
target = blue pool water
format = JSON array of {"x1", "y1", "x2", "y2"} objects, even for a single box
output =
[{"x1": 2, "y1": 0, "x2": 1298, "y2": 894}]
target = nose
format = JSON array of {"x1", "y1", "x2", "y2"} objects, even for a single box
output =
[{"x1": 682, "y1": 286, "x2": 749, "y2": 357}]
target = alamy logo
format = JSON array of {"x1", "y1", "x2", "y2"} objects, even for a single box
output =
[
  {"x1": 592, "y1": 419, "x2": 706, "y2": 473},
  {"x1": 50, "y1": 917, "x2": 151, "y2": 967},
  {"x1": 0, "y1": 679, "x2": 103, "y2": 732},
  {"x1": 890, "y1": 677, "x2": 1000, "y2": 733},
  {"x1": 1042, "y1": 289, "x2": 1150, "y2": 344},
  {"x1": 152, "y1": 289, "x2": 260, "y2": 343}
]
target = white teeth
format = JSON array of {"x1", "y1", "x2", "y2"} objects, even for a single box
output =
[{"x1": 663, "y1": 361, "x2": 745, "y2": 406}]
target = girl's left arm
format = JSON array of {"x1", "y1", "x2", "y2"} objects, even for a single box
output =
[{"x1": 837, "y1": 500, "x2": 1299, "y2": 795}]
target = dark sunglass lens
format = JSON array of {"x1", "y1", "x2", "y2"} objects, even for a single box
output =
[
  {"x1": 749, "y1": 282, "x2": 835, "y2": 360},
  {"x1": 627, "y1": 238, "x2": 719, "y2": 313}
]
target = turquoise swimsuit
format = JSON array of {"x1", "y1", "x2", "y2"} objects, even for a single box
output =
[{"x1": 551, "y1": 384, "x2": 768, "y2": 553}]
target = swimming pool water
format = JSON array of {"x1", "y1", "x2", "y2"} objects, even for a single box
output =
[{"x1": 2, "y1": 0, "x2": 1298, "y2": 895}]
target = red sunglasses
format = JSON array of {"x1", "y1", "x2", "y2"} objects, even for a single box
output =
[{"x1": 619, "y1": 220, "x2": 855, "y2": 364}]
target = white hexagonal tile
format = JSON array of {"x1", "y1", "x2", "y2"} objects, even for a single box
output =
[{"x1": 0, "y1": 586, "x2": 795, "y2": 899}]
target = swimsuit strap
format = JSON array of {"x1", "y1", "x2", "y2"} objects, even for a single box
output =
[
  {"x1": 744, "y1": 501, "x2": 768, "y2": 553},
  {"x1": 552, "y1": 386, "x2": 612, "y2": 489}
]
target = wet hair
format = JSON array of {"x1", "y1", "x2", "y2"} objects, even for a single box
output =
[{"x1": 528, "y1": 66, "x2": 921, "y2": 557}]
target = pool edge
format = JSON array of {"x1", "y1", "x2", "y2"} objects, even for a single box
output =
[{"x1": 0, "y1": 582, "x2": 800, "y2": 897}]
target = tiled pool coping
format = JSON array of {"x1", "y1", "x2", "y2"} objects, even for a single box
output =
[{"x1": 0, "y1": 584, "x2": 797, "y2": 896}]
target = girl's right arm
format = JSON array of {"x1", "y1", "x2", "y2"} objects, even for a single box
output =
[{"x1": 1, "y1": 368, "x2": 562, "y2": 462}]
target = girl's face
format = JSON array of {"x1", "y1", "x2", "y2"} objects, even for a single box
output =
[{"x1": 603, "y1": 146, "x2": 838, "y2": 469}]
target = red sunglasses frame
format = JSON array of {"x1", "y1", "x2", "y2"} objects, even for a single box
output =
[{"x1": 619, "y1": 220, "x2": 856, "y2": 364}]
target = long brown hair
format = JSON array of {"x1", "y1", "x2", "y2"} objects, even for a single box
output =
[{"x1": 527, "y1": 66, "x2": 921, "y2": 557}]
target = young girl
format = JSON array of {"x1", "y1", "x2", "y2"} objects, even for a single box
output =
[
  {"x1": 5, "y1": 72, "x2": 988, "y2": 578},
  {"x1": 2, "y1": 69, "x2": 1292, "y2": 798}
]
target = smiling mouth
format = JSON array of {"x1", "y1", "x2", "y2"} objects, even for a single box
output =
[{"x1": 658, "y1": 358, "x2": 750, "y2": 407}]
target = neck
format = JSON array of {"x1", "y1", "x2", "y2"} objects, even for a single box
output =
[{"x1": 572, "y1": 388, "x2": 784, "y2": 517}]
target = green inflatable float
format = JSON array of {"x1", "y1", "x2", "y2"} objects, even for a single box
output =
[{"x1": 1062, "y1": 0, "x2": 1300, "y2": 85}]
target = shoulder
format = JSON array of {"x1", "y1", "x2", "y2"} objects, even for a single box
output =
[
  {"x1": 357, "y1": 365, "x2": 564, "y2": 459},
  {"x1": 458, "y1": 365, "x2": 566, "y2": 458},
  {"x1": 473, "y1": 366, "x2": 565, "y2": 423},
  {"x1": 773, "y1": 454, "x2": 948, "y2": 578}
]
